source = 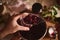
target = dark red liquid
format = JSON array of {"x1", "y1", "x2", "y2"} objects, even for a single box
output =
[{"x1": 17, "y1": 14, "x2": 46, "y2": 40}]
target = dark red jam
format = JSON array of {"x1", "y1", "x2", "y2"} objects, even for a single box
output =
[{"x1": 17, "y1": 14, "x2": 46, "y2": 40}]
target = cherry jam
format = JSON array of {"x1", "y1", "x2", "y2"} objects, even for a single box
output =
[{"x1": 17, "y1": 14, "x2": 46, "y2": 40}]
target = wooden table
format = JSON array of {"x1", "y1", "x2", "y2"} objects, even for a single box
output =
[{"x1": 42, "y1": 21, "x2": 58, "y2": 40}]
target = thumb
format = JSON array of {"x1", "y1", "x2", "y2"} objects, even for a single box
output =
[{"x1": 17, "y1": 25, "x2": 30, "y2": 31}]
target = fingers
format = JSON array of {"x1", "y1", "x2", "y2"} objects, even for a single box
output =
[
  {"x1": 13, "y1": 13, "x2": 29, "y2": 21},
  {"x1": 21, "y1": 13, "x2": 29, "y2": 19},
  {"x1": 12, "y1": 13, "x2": 30, "y2": 31},
  {"x1": 13, "y1": 14, "x2": 22, "y2": 21},
  {"x1": 16, "y1": 24, "x2": 30, "y2": 31},
  {"x1": 19, "y1": 26, "x2": 29, "y2": 31},
  {"x1": 18, "y1": 26, "x2": 30, "y2": 31}
]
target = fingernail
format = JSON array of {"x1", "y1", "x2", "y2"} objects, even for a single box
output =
[{"x1": 26, "y1": 28, "x2": 30, "y2": 30}]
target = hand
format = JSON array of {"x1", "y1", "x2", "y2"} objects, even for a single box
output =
[
  {"x1": 0, "y1": 13, "x2": 30, "y2": 39},
  {"x1": 5, "y1": 13, "x2": 30, "y2": 34}
]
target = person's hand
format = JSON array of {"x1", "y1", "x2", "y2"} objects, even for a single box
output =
[
  {"x1": 5, "y1": 13, "x2": 30, "y2": 34},
  {"x1": 0, "y1": 13, "x2": 30, "y2": 39}
]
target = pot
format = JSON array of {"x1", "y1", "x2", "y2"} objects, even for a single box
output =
[{"x1": 17, "y1": 13, "x2": 47, "y2": 40}]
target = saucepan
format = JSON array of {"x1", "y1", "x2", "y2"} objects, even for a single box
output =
[{"x1": 17, "y1": 13, "x2": 47, "y2": 40}]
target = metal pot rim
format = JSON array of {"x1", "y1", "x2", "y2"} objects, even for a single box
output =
[{"x1": 39, "y1": 28, "x2": 47, "y2": 40}]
